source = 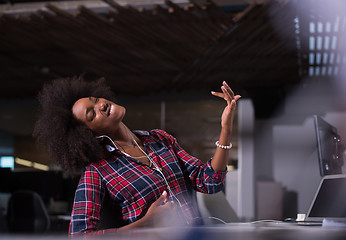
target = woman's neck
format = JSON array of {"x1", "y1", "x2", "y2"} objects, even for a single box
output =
[{"x1": 112, "y1": 122, "x2": 135, "y2": 146}]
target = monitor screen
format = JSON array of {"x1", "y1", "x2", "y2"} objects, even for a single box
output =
[
  {"x1": 308, "y1": 175, "x2": 346, "y2": 219},
  {"x1": 0, "y1": 156, "x2": 14, "y2": 170},
  {"x1": 313, "y1": 115, "x2": 344, "y2": 176}
]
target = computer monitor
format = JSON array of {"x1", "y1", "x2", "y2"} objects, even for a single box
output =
[
  {"x1": 313, "y1": 115, "x2": 344, "y2": 176},
  {"x1": 306, "y1": 174, "x2": 346, "y2": 222},
  {"x1": 0, "y1": 156, "x2": 14, "y2": 170}
]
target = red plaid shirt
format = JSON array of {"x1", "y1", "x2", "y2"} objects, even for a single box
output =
[{"x1": 69, "y1": 129, "x2": 227, "y2": 235}]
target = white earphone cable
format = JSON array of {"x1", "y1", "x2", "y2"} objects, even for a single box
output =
[
  {"x1": 96, "y1": 134, "x2": 183, "y2": 208},
  {"x1": 97, "y1": 131, "x2": 196, "y2": 224}
]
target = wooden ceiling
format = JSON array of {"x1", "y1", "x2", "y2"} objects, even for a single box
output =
[
  {"x1": 2, "y1": 0, "x2": 344, "y2": 118},
  {"x1": 0, "y1": 0, "x2": 299, "y2": 99}
]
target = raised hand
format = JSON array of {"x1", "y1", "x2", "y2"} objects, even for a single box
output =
[{"x1": 211, "y1": 81, "x2": 241, "y2": 132}]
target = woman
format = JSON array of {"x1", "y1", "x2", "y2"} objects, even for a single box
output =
[{"x1": 33, "y1": 77, "x2": 240, "y2": 235}]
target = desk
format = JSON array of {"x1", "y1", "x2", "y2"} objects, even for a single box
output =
[
  {"x1": 1, "y1": 222, "x2": 346, "y2": 240},
  {"x1": 115, "y1": 223, "x2": 346, "y2": 240}
]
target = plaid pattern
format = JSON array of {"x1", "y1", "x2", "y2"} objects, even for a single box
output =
[{"x1": 69, "y1": 129, "x2": 227, "y2": 235}]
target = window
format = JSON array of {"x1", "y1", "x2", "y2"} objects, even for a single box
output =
[{"x1": 296, "y1": 10, "x2": 345, "y2": 78}]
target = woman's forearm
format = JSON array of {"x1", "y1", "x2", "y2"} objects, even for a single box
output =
[
  {"x1": 210, "y1": 81, "x2": 240, "y2": 172},
  {"x1": 117, "y1": 217, "x2": 151, "y2": 231},
  {"x1": 211, "y1": 126, "x2": 232, "y2": 171}
]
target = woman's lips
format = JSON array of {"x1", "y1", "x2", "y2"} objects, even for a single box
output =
[{"x1": 109, "y1": 104, "x2": 113, "y2": 116}]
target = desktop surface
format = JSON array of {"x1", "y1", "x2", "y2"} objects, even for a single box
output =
[{"x1": 1, "y1": 222, "x2": 346, "y2": 240}]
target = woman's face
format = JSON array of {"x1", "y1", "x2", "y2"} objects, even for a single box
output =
[{"x1": 72, "y1": 97, "x2": 126, "y2": 137}]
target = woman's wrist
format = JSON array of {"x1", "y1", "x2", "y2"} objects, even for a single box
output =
[
  {"x1": 220, "y1": 124, "x2": 232, "y2": 137},
  {"x1": 118, "y1": 216, "x2": 150, "y2": 231},
  {"x1": 215, "y1": 141, "x2": 232, "y2": 150}
]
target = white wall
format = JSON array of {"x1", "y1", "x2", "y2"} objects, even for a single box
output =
[
  {"x1": 273, "y1": 116, "x2": 321, "y2": 214},
  {"x1": 225, "y1": 99, "x2": 255, "y2": 221},
  {"x1": 226, "y1": 78, "x2": 346, "y2": 220},
  {"x1": 237, "y1": 99, "x2": 255, "y2": 221},
  {"x1": 258, "y1": 78, "x2": 346, "y2": 215},
  {"x1": 273, "y1": 113, "x2": 346, "y2": 213}
]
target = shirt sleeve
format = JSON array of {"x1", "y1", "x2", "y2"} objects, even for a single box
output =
[
  {"x1": 69, "y1": 165, "x2": 117, "y2": 236},
  {"x1": 152, "y1": 129, "x2": 227, "y2": 194}
]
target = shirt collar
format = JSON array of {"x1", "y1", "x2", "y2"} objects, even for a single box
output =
[{"x1": 132, "y1": 130, "x2": 150, "y2": 136}]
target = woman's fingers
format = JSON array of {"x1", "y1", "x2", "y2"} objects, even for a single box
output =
[
  {"x1": 221, "y1": 86, "x2": 232, "y2": 105},
  {"x1": 153, "y1": 190, "x2": 167, "y2": 207},
  {"x1": 211, "y1": 91, "x2": 223, "y2": 98},
  {"x1": 212, "y1": 81, "x2": 240, "y2": 104},
  {"x1": 223, "y1": 81, "x2": 234, "y2": 99},
  {"x1": 234, "y1": 95, "x2": 241, "y2": 101}
]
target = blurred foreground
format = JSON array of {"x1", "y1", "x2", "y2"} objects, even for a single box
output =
[{"x1": 1, "y1": 222, "x2": 346, "y2": 240}]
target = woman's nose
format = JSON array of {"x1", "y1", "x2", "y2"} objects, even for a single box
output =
[{"x1": 98, "y1": 102, "x2": 107, "y2": 112}]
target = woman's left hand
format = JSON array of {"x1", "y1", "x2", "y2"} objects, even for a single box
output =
[{"x1": 211, "y1": 81, "x2": 241, "y2": 133}]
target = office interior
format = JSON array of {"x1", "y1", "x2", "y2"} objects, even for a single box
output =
[{"x1": 0, "y1": 0, "x2": 346, "y2": 237}]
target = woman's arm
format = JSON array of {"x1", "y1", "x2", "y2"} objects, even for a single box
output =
[
  {"x1": 91, "y1": 191, "x2": 174, "y2": 234},
  {"x1": 152, "y1": 130, "x2": 226, "y2": 194},
  {"x1": 118, "y1": 191, "x2": 174, "y2": 231},
  {"x1": 211, "y1": 81, "x2": 241, "y2": 171},
  {"x1": 70, "y1": 170, "x2": 174, "y2": 236}
]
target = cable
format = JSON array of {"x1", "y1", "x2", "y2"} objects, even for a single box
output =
[
  {"x1": 96, "y1": 133, "x2": 187, "y2": 220},
  {"x1": 207, "y1": 216, "x2": 228, "y2": 224},
  {"x1": 248, "y1": 220, "x2": 284, "y2": 224}
]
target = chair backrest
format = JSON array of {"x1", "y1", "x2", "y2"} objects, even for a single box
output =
[
  {"x1": 0, "y1": 208, "x2": 8, "y2": 233},
  {"x1": 7, "y1": 190, "x2": 50, "y2": 233},
  {"x1": 196, "y1": 191, "x2": 239, "y2": 224}
]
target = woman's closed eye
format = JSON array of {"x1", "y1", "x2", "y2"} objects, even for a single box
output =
[
  {"x1": 92, "y1": 110, "x2": 96, "y2": 121},
  {"x1": 86, "y1": 109, "x2": 95, "y2": 122},
  {"x1": 87, "y1": 97, "x2": 98, "y2": 121}
]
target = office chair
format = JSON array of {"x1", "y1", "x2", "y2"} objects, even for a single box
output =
[
  {"x1": 196, "y1": 191, "x2": 239, "y2": 225},
  {"x1": 0, "y1": 208, "x2": 8, "y2": 232},
  {"x1": 7, "y1": 190, "x2": 50, "y2": 233}
]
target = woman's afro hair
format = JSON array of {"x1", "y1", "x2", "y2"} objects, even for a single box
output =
[{"x1": 33, "y1": 76, "x2": 117, "y2": 173}]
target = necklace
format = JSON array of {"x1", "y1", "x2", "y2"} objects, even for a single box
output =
[
  {"x1": 129, "y1": 135, "x2": 185, "y2": 211},
  {"x1": 116, "y1": 125, "x2": 190, "y2": 224},
  {"x1": 120, "y1": 123, "x2": 153, "y2": 167},
  {"x1": 116, "y1": 125, "x2": 187, "y2": 221},
  {"x1": 115, "y1": 125, "x2": 136, "y2": 149}
]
